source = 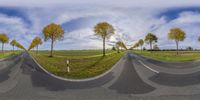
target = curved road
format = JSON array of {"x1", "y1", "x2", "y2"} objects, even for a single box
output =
[{"x1": 0, "y1": 52, "x2": 200, "y2": 100}]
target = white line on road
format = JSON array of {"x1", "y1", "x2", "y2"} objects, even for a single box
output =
[{"x1": 138, "y1": 60, "x2": 159, "y2": 74}]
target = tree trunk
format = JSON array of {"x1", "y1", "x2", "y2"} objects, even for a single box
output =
[
  {"x1": 37, "y1": 45, "x2": 38, "y2": 54},
  {"x1": 13, "y1": 46, "x2": 14, "y2": 53},
  {"x1": 149, "y1": 41, "x2": 152, "y2": 52},
  {"x1": 50, "y1": 38, "x2": 54, "y2": 57},
  {"x1": 141, "y1": 45, "x2": 143, "y2": 52},
  {"x1": 117, "y1": 47, "x2": 119, "y2": 53},
  {"x1": 2, "y1": 43, "x2": 4, "y2": 53},
  {"x1": 176, "y1": 40, "x2": 179, "y2": 55},
  {"x1": 103, "y1": 37, "x2": 105, "y2": 56}
]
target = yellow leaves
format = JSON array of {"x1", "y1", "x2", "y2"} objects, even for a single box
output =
[
  {"x1": 133, "y1": 42, "x2": 140, "y2": 48},
  {"x1": 116, "y1": 41, "x2": 127, "y2": 50},
  {"x1": 28, "y1": 37, "x2": 42, "y2": 51},
  {"x1": 0, "y1": 34, "x2": 24, "y2": 50},
  {"x1": 34, "y1": 37, "x2": 42, "y2": 45},
  {"x1": 0, "y1": 33, "x2": 9, "y2": 43},
  {"x1": 10, "y1": 39, "x2": 17, "y2": 46},
  {"x1": 132, "y1": 39, "x2": 144, "y2": 49},
  {"x1": 94, "y1": 22, "x2": 115, "y2": 39},
  {"x1": 145, "y1": 33, "x2": 158, "y2": 43},
  {"x1": 42, "y1": 23, "x2": 65, "y2": 56},
  {"x1": 168, "y1": 27, "x2": 186, "y2": 41},
  {"x1": 116, "y1": 41, "x2": 121, "y2": 48},
  {"x1": 138, "y1": 39, "x2": 144, "y2": 46},
  {"x1": 15, "y1": 41, "x2": 25, "y2": 50},
  {"x1": 42, "y1": 23, "x2": 64, "y2": 41}
]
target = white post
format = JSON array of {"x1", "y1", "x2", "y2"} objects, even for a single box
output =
[{"x1": 66, "y1": 60, "x2": 70, "y2": 73}]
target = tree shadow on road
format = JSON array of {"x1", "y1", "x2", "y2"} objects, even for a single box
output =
[
  {"x1": 109, "y1": 55, "x2": 155, "y2": 94},
  {"x1": 21, "y1": 55, "x2": 115, "y2": 91},
  {"x1": 149, "y1": 72, "x2": 200, "y2": 87},
  {"x1": 0, "y1": 57, "x2": 21, "y2": 83}
]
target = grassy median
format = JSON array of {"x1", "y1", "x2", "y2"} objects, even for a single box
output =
[
  {"x1": 133, "y1": 50, "x2": 200, "y2": 62},
  {"x1": 31, "y1": 50, "x2": 126, "y2": 79}
]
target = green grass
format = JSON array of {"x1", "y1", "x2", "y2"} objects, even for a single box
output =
[
  {"x1": 31, "y1": 50, "x2": 126, "y2": 79},
  {"x1": 0, "y1": 51, "x2": 22, "y2": 59},
  {"x1": 35, "y1": 50, "x2": 115, "y2": 58},
  {"x1": 133, "y1": 50, "x2": 200, "y2": 62}
]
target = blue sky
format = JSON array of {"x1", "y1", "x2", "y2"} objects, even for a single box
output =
[{"x1": 1, "y1": 0, "x2": 200, "y2": 50}]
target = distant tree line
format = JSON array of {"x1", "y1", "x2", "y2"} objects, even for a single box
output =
[
  {"x1": 130, "y1": 27, "x2": 200, "y2": 55},
  {"x1": 0, "y1": 33, "x2": 25, "y2": 54}
]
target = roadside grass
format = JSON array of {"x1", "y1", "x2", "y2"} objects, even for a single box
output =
[
  {"x1": 0, "y1": 51, "x2": 22, "y2": 59},
  {"x1": 35, "y1": 50, "x2": 115, "y2": 58},
  {"x1": 31, "y1": 50, "x2": 126, "y2": 79},
  {"x1": 133, "y1": 50, "x2": 200, "y2": 62}
]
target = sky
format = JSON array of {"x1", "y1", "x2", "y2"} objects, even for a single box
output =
[{"x1": 1, "y1": 0, "x2": 200, "y2": 50}]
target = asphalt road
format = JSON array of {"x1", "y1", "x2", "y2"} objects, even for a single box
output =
[{"x1": 1, "y1": 52, "x2": 200, "y2": 100}]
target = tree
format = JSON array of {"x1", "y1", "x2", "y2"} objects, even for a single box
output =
[
  {"x1": 116, "y1": 41, "x2": 127, "y2": 52},
  {"x1": 112, "y1": 46, "x2": 116, "y2": 51},
  {"x1": 138, "y1": 39, "x2": 144, "y2": 51},
  {"x1": 35, "y1": 37, "x2": 42, "y2": 54},
  {"x1": 145, "y1": 33, "x2": 158, "y2": 51},
  {"x1": 153, "y1": 45, "x2": 160, "y2": 50},
  {"x1": 168, "y1": 27, "x2": 186, "y2": 54},
  {"x1": 10, "y1": 39, "x2": 17, "y2": 52},
  {"x1": 94, "y1": 22, "x2": 115, "y2": 56},
  {"x1": 28, "y1": 37, "x2": 42, "y2": 53},
  {"x1": 42, "y1": 23, "x2": 64, "y2": 57},
  {"x1": 15, "y1": 41, "x2": 25, "y2": 50},
  {"x1": 132, "y1": 42, "x2": 140, "y2": 49},
  {"x1": 0, "y1": 33, "x2": 9, "y2": 53},
  {"x1": 120, "y1": 41, "x2": 127, "y2": 50},
  {"x1": 28, "y1": 41, "x2": 35, "y2": 51},
  {"x1": 186, "y1": 46, "x2": 193, "y2": 51},
  {"x1": 116, "y1": 41, "x2": 121, "y2": 53},
  {"x1": 198, "y1": 36, "x2": 200, "y2": 42}
]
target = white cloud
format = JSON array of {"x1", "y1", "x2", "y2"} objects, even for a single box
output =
[
  {"x1": 1, "y1": 0, "x2": 200, "y2": 8},
  {"x1": 174, "y1": 11, "x2": 200, "y2": 24},
  {"x1": 0, "y1": 13, "x2": 30, "y2": 50},
  {"x1": 153, "y1": 11, "x2": 200, "y2": 49},
  {"x1": 0, "y1": 1, "x2": 200, "y2": 50}
]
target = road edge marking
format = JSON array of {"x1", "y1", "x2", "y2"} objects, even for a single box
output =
[{"x1": 138, "y1": 60, "x2": 159, "y2": 74}]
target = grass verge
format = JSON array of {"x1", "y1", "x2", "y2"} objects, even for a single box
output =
[
  {"x1": 31, "y1": 50, "x2": 126, "y2": 79},
  {"x1": 0, "y1": 51, "x2": 22, "y2": 59},
  {"x1": 133, "y1": 50, "x2": 200, "y2": 62}
]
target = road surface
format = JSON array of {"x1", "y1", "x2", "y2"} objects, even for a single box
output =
[{"x1": 0, "y1": 52, "x2": 200, "y2": 100}]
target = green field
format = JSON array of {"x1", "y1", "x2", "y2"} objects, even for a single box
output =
[
  {"x1": 133, "y1": 50, "x2": 200, "y2": 62},
  {"x1": 0, "y1": 51, "x2": 22, "y2": 59},
  {"x1": 31, "y1": 50, "x2": 126, "y2": 79}
]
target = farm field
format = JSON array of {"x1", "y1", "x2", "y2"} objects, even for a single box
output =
[
  {"x1": 0, "y1": 51, "x2": 22, "y2": 59},
  {"x1": 133, "y1": 50, "x2": 200, "y2": 62},
  {"x1": 31, "y1": 50, "x2": 126, "y2": 79}
]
